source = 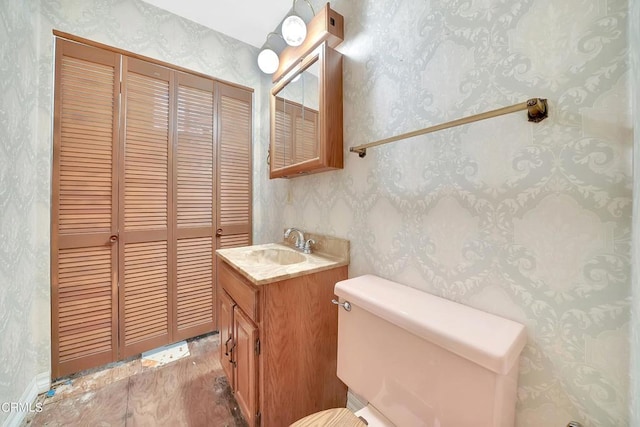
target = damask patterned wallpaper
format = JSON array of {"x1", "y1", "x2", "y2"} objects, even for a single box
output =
[
  {"x1": 0, "y1": 0, "x2": 635, "y2": 426},
  {"x1": 256, "y1": 0, "x2": 634, "y2": 425},
  {"x1": 0, "y1": 0, "x2": 269, "y2": 424},
  {"x1": 0, "y1": 1, "x2": 42, "y2": 424},
  {"x1": 630, "y1": 0, "x2": 640, "y2": 424}
]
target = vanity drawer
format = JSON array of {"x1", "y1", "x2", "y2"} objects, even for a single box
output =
[{"x1": 219, "y1": 260, "x2": 259, "y2": 322}]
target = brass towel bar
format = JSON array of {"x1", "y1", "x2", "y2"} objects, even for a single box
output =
[{"x1": 349, "y1": 98, "x2": 548, "y2": 158}]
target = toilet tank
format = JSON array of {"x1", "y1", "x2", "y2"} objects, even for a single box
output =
[{"x1": 334, "y1": 275, "x2": 527, "y2": 427}]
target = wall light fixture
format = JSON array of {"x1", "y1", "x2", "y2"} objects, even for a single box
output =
[
  {"x1": 257, "y1": 32, "x2": 285, "y2": 74},
  {"x1": 281, "y1": 0, "x2": 315, "y2": 46},
  {"x1": 259, "y1": 2, "x2": 343, "y2": 81}
]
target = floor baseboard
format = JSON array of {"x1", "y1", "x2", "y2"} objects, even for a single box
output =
[{"x1": 2, "y1": 371, "x2": 50, "y2": 427}]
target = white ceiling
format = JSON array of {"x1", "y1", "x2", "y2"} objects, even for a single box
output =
[{"x1": 139, "y1": 0, "x2": 294, "y2": 48}]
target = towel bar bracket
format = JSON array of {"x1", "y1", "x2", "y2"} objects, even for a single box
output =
[{"x1": 527, "y1": 98, "x2": 548, "y2": 123}]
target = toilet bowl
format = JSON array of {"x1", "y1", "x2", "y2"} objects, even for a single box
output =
[{"x1": 291, "y1": 275, "x2": 527, "y2": 427}]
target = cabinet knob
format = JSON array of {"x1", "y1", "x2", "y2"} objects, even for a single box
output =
[
  {"x1": 216, "y1": 228, "x2": 223, "y2": 237},
  {"x1": 109, "y1": 235, "x2": 118, "y2": 243}
]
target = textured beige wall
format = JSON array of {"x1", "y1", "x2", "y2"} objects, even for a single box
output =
[{"x1": 268, "y1": 0, "x2": 633, "y2": 425}]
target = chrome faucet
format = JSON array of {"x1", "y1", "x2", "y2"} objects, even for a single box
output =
[{"x1": 284, "y1": 228, "x2": 305, "y2": 250}]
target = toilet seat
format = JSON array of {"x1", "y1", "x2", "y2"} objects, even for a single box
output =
[
  {"x1": 290, "y1": 404, "x2": 396, "y2": 427},
  {"x1": 290, "y1": 408, "x2": 367, "y2": 427}
]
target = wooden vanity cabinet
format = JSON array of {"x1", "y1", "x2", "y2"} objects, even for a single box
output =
[{"x1": 217, "y1": 258, "x2": 348, "y2": 427}]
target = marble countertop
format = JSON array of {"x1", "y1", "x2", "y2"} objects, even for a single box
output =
[{"x1": 216, "y1": 236, "x2": 349, "y2": 286}]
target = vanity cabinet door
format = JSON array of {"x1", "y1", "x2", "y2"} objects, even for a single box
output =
[
  {"x1": 219, "y1": 290, "x2": 235, "y2": 387},
  {"x1": 233, "y1": 306, "x2": 259, "y2": 426}
]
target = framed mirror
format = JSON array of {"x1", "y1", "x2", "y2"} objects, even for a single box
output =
[
  {"x1": 272, "y1": 47, "x2": 320, "y2": 170},
  {"x1": 269, "y1": 42, "x2": 343, "y2": 179}
]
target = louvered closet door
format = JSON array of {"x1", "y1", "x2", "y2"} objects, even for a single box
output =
[
  {"x1": 119, "y1": 58, "x2": 172, "y2": 357},
  {"x1": 173, "y1": 72, "x2": 216, "y2": 340},
  {"x1": 216, "y1": 83, "x2": 253, "y2": 248},
  {"x1": 51, "y1": 40, "x2": 120, "y2": 378}
]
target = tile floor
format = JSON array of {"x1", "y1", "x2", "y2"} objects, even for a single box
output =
[{"x1": 23, "y1": 333, "x2": 247, "y2": 427}]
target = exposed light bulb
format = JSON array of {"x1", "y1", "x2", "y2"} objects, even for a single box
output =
[
  {"x1": 282, "y1": 15, "x2": 307, "y2": 46},
  {"x1": 257, "y1": 48, "x2": 279, "y2": 74}
]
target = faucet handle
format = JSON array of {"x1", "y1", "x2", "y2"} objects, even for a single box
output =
[{"x1": 303, "y1": 239, "x2": 315, "y2": 254}]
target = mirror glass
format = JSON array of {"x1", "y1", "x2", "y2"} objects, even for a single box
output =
[{"x1": 272, "y1": 50, "x2": 320, "y2": 170}]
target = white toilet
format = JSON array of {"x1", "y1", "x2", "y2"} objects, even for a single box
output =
[{"x1": 292, "y1": 275, "x2": 527, "y2": 427}]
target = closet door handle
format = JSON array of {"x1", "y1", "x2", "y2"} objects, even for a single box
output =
[
  {"x1": 109, "y1": 235, "x2": 118, "y2": 243},
  {"x1": 216, "y1": 228, "x2": 223, "y2": 237}
]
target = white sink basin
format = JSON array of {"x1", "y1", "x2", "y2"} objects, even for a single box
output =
[{"x1": 245, "y1": 248, "x2": 306, "y2": 265}]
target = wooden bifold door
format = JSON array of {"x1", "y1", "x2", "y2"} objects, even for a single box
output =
[{"x1": 51, "y1": 37, "x2": 252, "y2": 378}]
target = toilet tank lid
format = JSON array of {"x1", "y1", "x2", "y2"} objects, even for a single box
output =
[{"x1": 334, "y1": 275, "x2": 527, "y2": 375}]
